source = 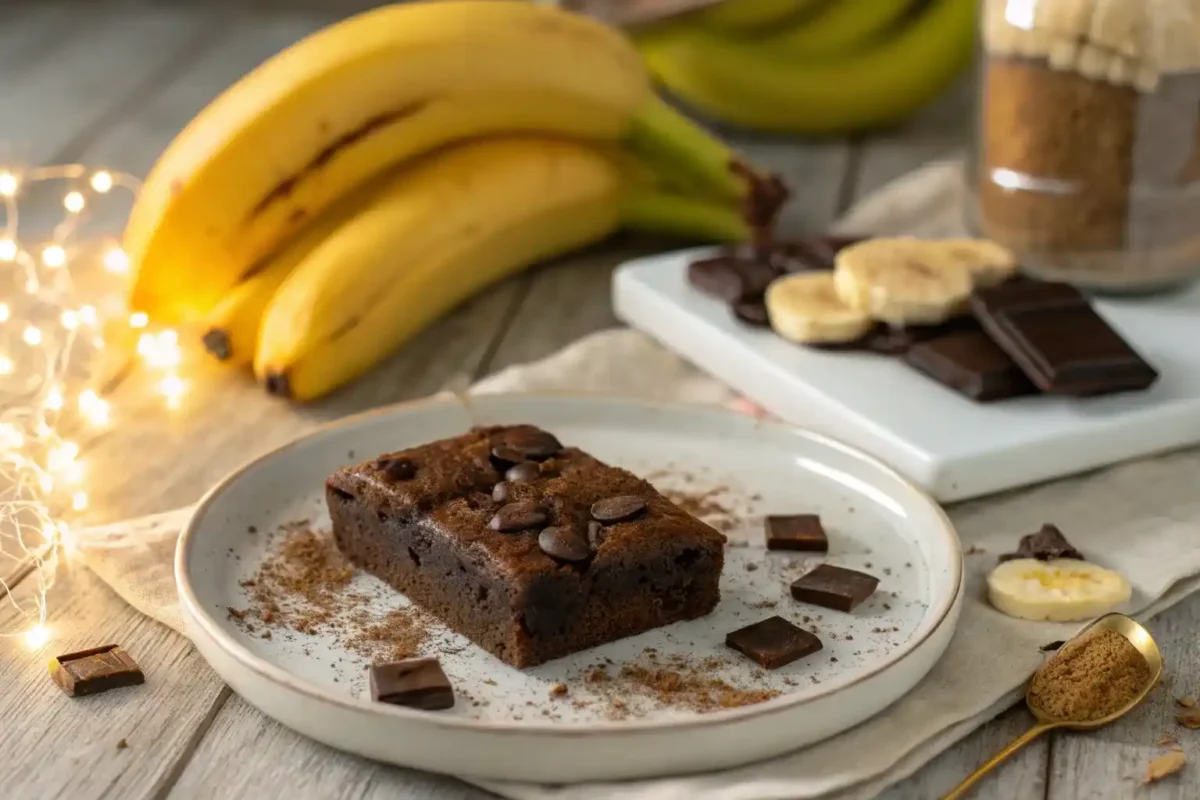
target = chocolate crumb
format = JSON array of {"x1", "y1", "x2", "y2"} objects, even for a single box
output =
[
  {"x1": 116, "y1": 739, "x2": 128, "y2": 750},
  {"x1": 550, "y1": 683, "x2": 569, "y2": 698},
  {"x1": 248, "y1": 525, "x2": 257, "y2": 534},
  {"x1": 1040, "y1": 640, "x2": 1066, "y2": 653},
  {"x1": 964, "y1": 545, "x2": 985, "y2": 555},
  {"x1": 745, "y1": 563, "x2": 758, "y2": 572}
]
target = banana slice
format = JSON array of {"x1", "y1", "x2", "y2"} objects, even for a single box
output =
[
  {"x1": 987, "y1": 558, "x2": 1132, "y2": 622},
  {"x1": 938, "y1": 238, "x2": 1018, "y2": 287},
  {"x1": 833, "y1": 238, "x2": 973, "y2": 326},
  {"x1": 765, "y1": 272, "x2": 873, "y2": 344}
]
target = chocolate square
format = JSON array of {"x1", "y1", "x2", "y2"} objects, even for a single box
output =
[
  {"x1": 368, "y1": 657, "x2": 455, "y2": 710},
  {"x1": 49, "y1": 644, "x2": 145, "y2": 697},
  {"x1": 765, "y1": 514, "x2": 828, "y2": 552},
  {"x1": 904, "y1": 329, "x2": 1038, "y2": 402},
  {"x1": 790, "y1": 564, "x2": 879, "y2": 612},
  {"x1": 726, "y1": 615, "x2": 822, "y2": 669}
]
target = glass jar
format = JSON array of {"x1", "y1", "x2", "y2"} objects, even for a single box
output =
[{"x1": 967, "y1": 0, "x2": 1200, "y2": 293}]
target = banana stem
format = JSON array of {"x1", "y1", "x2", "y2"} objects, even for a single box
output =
[
  {"x1": 625, "y1": 96, "x2": 747, "y2": 203},
  {"x1": 621, "y1": 187, "x2": 750, "y2": 243}
]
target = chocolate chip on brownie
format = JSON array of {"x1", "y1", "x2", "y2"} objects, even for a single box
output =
[
  {"x1": 490, "y1": 446, "x2": 527, "y2": 469},
  {"x1": 491, "y1": 482, "x2": 511, "y2": 503},
  {"x1": 490, "y1": 501, "x2": 547, "y2": 532},
  {"x1": 591, "y1": 496, "x2": 646, "y2": 523},
  {"x1": 499, "y1": 427, "x2": 563, "y2": 461},
  {"x1": 587, "y1": 520, "x2": 606, "y2": 549},
  {"x1": 505, "y1": 462, "x2": 541, "y2": 484},
  {"x1": 539, "y1": 526, "x2": 590, "y2": 562}
]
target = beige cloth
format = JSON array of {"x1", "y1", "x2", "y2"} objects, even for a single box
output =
[{"x1": 80, "y1": 159, "x2": 1200, "y2": 799}]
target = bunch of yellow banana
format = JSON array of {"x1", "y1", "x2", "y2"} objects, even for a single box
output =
[
  {"x1": 636, "y1": 0, "x2": 977, "y2": 134},
  {"x1": 125, "y1": 1, "x2": 766, "y2": 401}
]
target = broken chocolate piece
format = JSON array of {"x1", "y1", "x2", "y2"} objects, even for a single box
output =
[
  {"x1": 368, "y1": 657, "x2": 455, "y2": 710},
  {"x1": 904, "y1": 329, "x2": 1038, "y2": 402},
  {"x1": 726, "y1": 615, "x2": 822, "y2": 669},
  {"x1": 764, "y1": 514, "x2": 828, "y2": 552},
  {"x1": 688, "y1": 256, "x2": 778, "y2": 303},
  {"x1": 732, "y1": 299, "x2": 770, "y2": 327},
  {"x1": 1039, "y1": 640, "x2": 1066, "y2": 653},
  {"x1": 49, "y1": 644, "x2": 145, "y2": 697},
  {"x1": 999, "y1": 524, "x2": 1085, "y2": 563},
  {"x1": 971, "y1": 281, "x2": 1158, "y2": 396},
  {"x1": 790, "y1": 564, "x2": 879, "y2": 612}
]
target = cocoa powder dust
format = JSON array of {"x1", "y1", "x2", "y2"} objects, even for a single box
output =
[{"x1": 1027, "y1": 629, "x2": 1151, "y2": 721}]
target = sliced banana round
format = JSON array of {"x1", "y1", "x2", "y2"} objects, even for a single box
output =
[
  {"x1": 833, "y1": 238, "x2": 973, "y2": 326},
  {"x1": 987, "y1": 558, "x2": 1132, "y2": 623},
  {"x1": 937, "y1": 238, "x2": 1019, "y2": 287},
  {"x1": 765, "y1": 272, "x2": 873, "y2": 344}
]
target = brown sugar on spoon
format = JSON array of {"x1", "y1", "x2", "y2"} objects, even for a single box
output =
[{"x1": 1027, "y1": 629, "x2": 1151, "y2": 721}]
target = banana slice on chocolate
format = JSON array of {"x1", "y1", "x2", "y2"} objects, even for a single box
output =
[
  {"x1": 833, "y1": 238, "x2": 974, "y2": 326},
  {"x1": 765, "y1": 272, "x2": 873, "y2": 345},
  {"x1": 987, "y1": 558, "x2": 1132, "y2": 622},
  {"x1": 938, "y1": 238, "x2": 1019, "y2": 287}
]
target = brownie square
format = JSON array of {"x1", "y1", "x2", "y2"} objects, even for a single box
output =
[{"x1": 325, "y1": 425, "x2": 726, "y2": 668}]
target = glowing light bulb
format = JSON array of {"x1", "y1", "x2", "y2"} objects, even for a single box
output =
[
  {"x1": 0, "y1": 304, "x2": 8, "y2": 323},
  {"x1": 63, "y1": 191, "x2": 85, "y2": 213},
  {"x1": 78, "y1": 389, "x2": 110, "y2": 427},
  {"x1": 103, "y1": 247, "x2": 128, "y2": 273},
  {"x1": 25, "y1": 625, "x2": 50, "y2": 649},
  {"x1": 90, "y1": 171, "x2": 113, "y2": 193},
  {"x1": 78, "y1": 305, "x2": 97, "y2": 326},
  {"x1": 44, "y1": 386, "x2": 64, "y2": 411},
  {"x1": 159, "y1": 375, "x2": 186, "y2": 408},
  {"x1": 71, "y1": 491, "x2": 88, "y2": 511},
  {"x1": 0, "y1": 171, "x2": 18, "y2": 197},
  {"x1": 0, "y1": 356, "x2": 12, "y2": 375},
  {"x1": 41, "y1": 245, "x2": 66, "y2": 268},
  {"x1": 160, "y1": 329, "x2": 178, "y2": 346},
  {"x1": 22, "y1": 326, "x2": 41, "y2": 346},
  {"x1": 0, "y1": 239, "x2": 15, "y2": 261},
  {"x1": 48, "y1": 441, "x2": 79, "y2": 472},
  {"x1": 129, "y1": 311, "x2": 148, "y2": 329},
  {"x1": 60, "y1": 310, "x2": 78, "y2": 330},
  {"x1": 0, "y1": 422, "x2": 23, "y2": 448}
]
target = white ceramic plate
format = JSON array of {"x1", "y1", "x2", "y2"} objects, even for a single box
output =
[
  {"x1": 177, "y1": 394, "x2": 962, "y2": 782},
  {"x1": 615, "y1": 248, "x2": 1200, "y2": 501}
]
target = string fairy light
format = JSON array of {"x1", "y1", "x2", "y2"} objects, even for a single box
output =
[{"x1": 0, "y1": 163, "x2": 187, "y2": 646}]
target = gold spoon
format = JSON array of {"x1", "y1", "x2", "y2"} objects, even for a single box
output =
[{"x1": 942, "y1": 612, "x2": 1162, "y2": 800}]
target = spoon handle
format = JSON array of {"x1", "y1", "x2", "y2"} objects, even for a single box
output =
[{"x1": 941, "y1": 723, "x2": 1054, "y2": 800}]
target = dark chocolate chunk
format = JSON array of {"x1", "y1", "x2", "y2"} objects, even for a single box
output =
[
  {"x1": 765, "y1": 514, "x2": 828, "y2": 552},
  {"x1": 732, "y1": 299, "x2": 770, "y2": 327},
  {"x1": 998, "y1": 524, "x2": 1084, "y2": 563},
  {"x1": 971, "y1": 281, "x2": 1158, "y2": 396},
  {"x1": 505, "y1": 462, "x2": 541, "y2": 484},
  {"x1": 790, "y1": 564, "x2": 879, "y2": 612},
  {"x1": 772, "y1": 235, "x2": 865, "y2": 272},
  {"x1": 1040, "y1": 640, "x2": 1066, "y2": 653},
  {"x1": 591, "y1": 495, "x2": 646, "y2": 523},
  {"x1": 490, "y1": 446, "x2": 526, "y2": 468},
  {"x1": 587, "y1": 519, "x2": 606, "y2": 549},
  {"x1": 725, "y1": 615, "x2": 822, "y2": 669},
  {"x1": 491, "y1": 482, "x2": 510, "y2": 503},
  {"x1": 500, "y1": 427, "x2": 563, "y2": 461},
  {"x1": 905, "y1": 329, "x2": 1039, "y2": 402},
  {"x1": 489, "y1": 501, "x2": 547, "y2": 532},
  {"x1": 368, "y1": 657, "x2": 455, "y2": 710},
  {"x1": 687, "y1": 256, "x2": 778, "y2": 303},
  {"x1": 538, "y1": 525, "x2": 591, "y2": 562},
  {"x1": 376, "y1": 457, "x2": 417, "y2": 481},
  {"x1": 50, "y1": 644, "x2": 145, "y2": 697}
]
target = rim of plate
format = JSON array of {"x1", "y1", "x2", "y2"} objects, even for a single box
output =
[{"x1": 178, "y1": 391, "x2": 962, "y2": 736}]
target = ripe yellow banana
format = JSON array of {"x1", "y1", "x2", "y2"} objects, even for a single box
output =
[
  {"x1": 696, "y1": 0, "x2": 821, "y2": 34},
  {"x1": 126, "y1": 0, "x2": 748, "y2": 323},
  {"x1": 755, "y1": 0, "x2": 918, "y2": 60},
  {"x1": 621, "y1": 187, "x2": 749, "y2": 242},
  {"x1": 637, "y1": 0, "x2": 976, "y2": 134},
  {"x1": 254, "y1": 138, "x2": 625, "y2": 402}
]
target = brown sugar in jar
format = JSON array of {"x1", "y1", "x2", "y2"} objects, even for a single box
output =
[{"x1": 969, "y1": 0, "x2": 1200, "y2": 292}]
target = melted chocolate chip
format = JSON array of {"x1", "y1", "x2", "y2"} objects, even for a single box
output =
[
  {"x1": 505, "y1": 462, "x2": 541, "y2": 484},
  {"x1": 489, "y1": 502, "x2": 547, "y2": 533},
  {"x1": 500, "y1": 427, "x2": 562, "y2": 461},
  {"x1": 490, "y1": 446, "x2": 527, "y2": 468},
  {"x1": 491, "y1": 482, "x2": 510, "y2": 503},
  {"x1": 587, "y1": 519, "x2": 606, "y2": 549},
  {"x1": 538, "y1": 526, "x2": 590, "y2": 562},
  {"x1": 591, "y1": 495, "x2": 646, "y2": 523}
]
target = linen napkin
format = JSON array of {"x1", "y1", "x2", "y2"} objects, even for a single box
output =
[{"x1": 78, "y1": 158, "x2": 1200, "y2": 799}]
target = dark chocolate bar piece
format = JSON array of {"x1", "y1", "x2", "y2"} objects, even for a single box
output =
[
  {"x1": 725, "y1": 615, "x2": 822, "y2": 669},
  {"x1": 998, "y1": 524, "x2": 1084, "y2": 563},
  {"x1": 369, "y1": 657, "x2": 455, "y2": 710},
  {"x1": 905, "y1": 329, "x2": 1038, "y2": 402},
  {"x1": 687, "y1": 256, "x2": 778, "y2": 303},
  {"x1": 49, "y1": 644, "x2": 145, "y2": 697},
  {"x1": 732, "y1": 299, "x2": 770, "y2": 327},
  {"x1": 971, "y1": 282, "x2": 1158, "y2": 396},
  {"x1": 790, "y1": 564, "x2": 879, "y2": 612},
  {"x1": 769, "y1": 235, "x2": 865, "y2": 273},
  {"x1": 765, "y1": 514, "x2": 828, "y2": 552}
]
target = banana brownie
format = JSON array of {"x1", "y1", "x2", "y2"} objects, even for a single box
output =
[{"x1": 326, "y1": 425, "x2": 725, "y2": 668}]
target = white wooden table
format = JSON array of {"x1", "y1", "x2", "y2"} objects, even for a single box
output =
[{"x1": 1, "y1": 2, "x2": 1198, "y2": 797}]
